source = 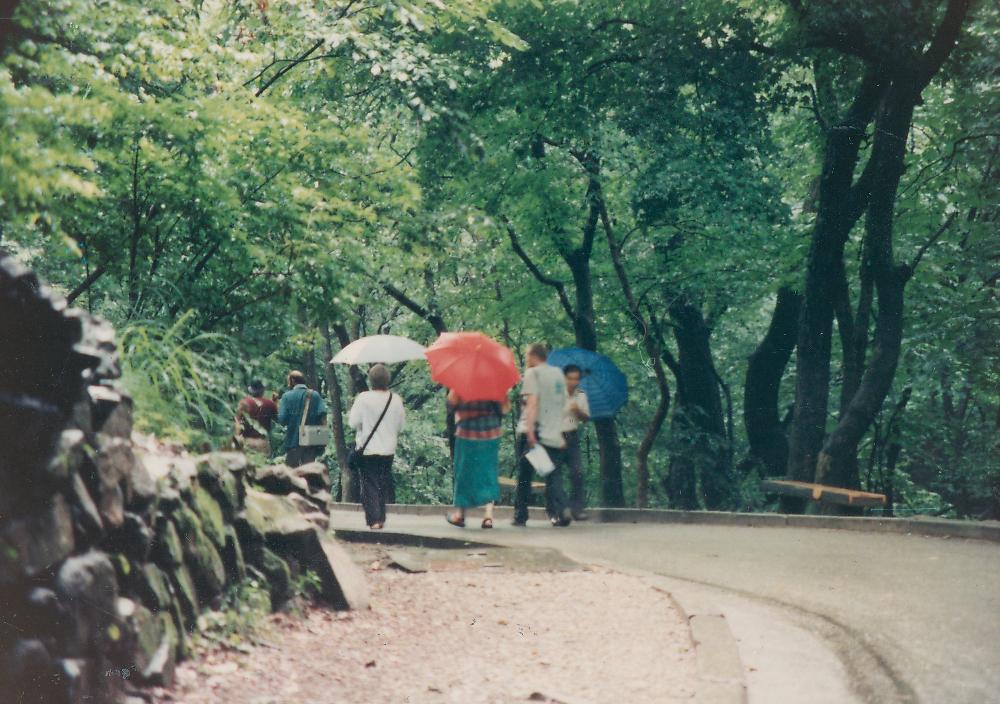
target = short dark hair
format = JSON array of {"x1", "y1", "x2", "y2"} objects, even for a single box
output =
[
  {"x1": 563, "y1": 364, "x2": 582, "y2": 377},
  {"x1": 248, "y1": 379, "x2": 265, "y2": 396},
  {"x1": 368, "y1": 363, "x2": 390, "y2": 390},
  {"x1": 287, "y1": 370, "x2": 306, "y2": 387},
  {"x1": 526, "y1": 343, "x2": 549, "y2": 360}
]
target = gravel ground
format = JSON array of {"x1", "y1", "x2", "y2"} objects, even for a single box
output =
[{"x1": 156, "y1": 548, "x2": 697, "y2": 704}]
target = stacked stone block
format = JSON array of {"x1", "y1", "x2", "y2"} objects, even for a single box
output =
[{"x1": 0, "y1": 258, "x2": 364, "y2": 704}]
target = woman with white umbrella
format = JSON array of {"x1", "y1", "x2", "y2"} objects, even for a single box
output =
[
  {"x1": 348, "y1": 363, "x2": 405, "y2": 530},
  {"x1": 334, "y1": 335, "x2": 424, "y2": 529}
]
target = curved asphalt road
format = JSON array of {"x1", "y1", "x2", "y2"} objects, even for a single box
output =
[{"x1": 328, "y1": 509, "x2": 1000, "y2": 703}]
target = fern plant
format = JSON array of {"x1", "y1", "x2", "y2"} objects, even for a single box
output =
[{"x1": 118, "y1": 311, "x2": 233, "y2": 445}]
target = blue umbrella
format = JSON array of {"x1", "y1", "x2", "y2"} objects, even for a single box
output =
[{"x1": 547, "y1": 347, "x2": 628, "y2": 420}]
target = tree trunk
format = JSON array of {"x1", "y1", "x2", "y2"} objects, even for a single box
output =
[
  {"x1": 127, "y1": 137, "x2": 143, "y2": 316},
  {"x1": 601, "y1": 207, "x2": 671, "y2": 508},
  {"x1": 593, "y1": 418, "x2": 624, "y2": 505},
  {"x1": 838, "y1": 260, "x2": 874, "y2": 418},
  {"x1": 787, "y1": 0, "x2": 970, "y2": 506},
  {"x1": 667, "y1": 296, "x2": 729, "y2": 509},
  {"x1": 786, "y1": 70, "x2": 886, "y2": 505},
  {"x1": 816, "y1": 89, "x2": 917, "y2": 490},
  {"x1": 0, "y1": 1, "x2": 21, "y2": 53},
  {"x1": 302, "y1": 345, "x2": 318, "y2": 390},
  {"x1": 567, "y1": 252, "x2": 598, "y2": 350},
  {"x1": 744, "y1": 286, "x2": 801, "y2": 477},
  {"x1": 332, "y1": 322, "x2": 368, "y2": 394},
  {"x1": 321, "y1": 322, "x2": 355, "y2": 502},
  {"x1": 563, "y1": 193, "x2": 624, "y2": 507},
  {"x1": 567, "y1": 253, "x2": 624, "y2": 506}
]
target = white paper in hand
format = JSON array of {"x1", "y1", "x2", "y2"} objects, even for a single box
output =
[{"x1": 524, "y1": 444, "x2": 555, "y2": 477}]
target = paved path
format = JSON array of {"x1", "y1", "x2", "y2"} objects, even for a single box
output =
[{"x1": 328, "y1": 508, "x2": 1000, "y2": 704}]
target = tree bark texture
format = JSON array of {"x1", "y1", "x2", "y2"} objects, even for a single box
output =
[
  {"x1": 321, "y1": 323, "x2": 356, "y2": 502},
  {"x1": 601, "y1": 205, "x2": 671, "y2": 508},
  {"x1": 744, "y1": 286, "x2": 801, "y2": 478},
  {"x1": 593, "y1": 417, "x2": 624, "y2": 506},
  {"x1": 799, "y1": 0, "x2": 971, "y2": 500},
  {"x1": 569, "y1": 177, "x2": 625, "y2": 506},
  {"x1": 786, "y1": 69, "x2": 886, "y2": 497},
  {"x1": 0, "y1": 1, "x2": 21, "y2": 54},
  {"x1": 667, "y1": 296, "x2": 729, "y2": 509},
  {"x1": 837, "y1": 258, "x2": 874, "y2": 419},
  {"x1": 816, "y1": 89, "x2": 917, "y2": 489},
  {"x1": 565, "y1": 246, "x2": 624, "y2": 506}
]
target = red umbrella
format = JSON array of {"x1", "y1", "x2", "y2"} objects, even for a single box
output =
[{"x1": 424, "y1": 332, "x2": 520, "y2": 402}]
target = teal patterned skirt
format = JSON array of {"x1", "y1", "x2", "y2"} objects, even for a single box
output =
[{"x1": 453, "y1": 437, "x2": 501, "y2": 508}]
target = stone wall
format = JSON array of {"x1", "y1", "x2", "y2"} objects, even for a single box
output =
[{"x1": 0, "y1": 258, "x2": 366, "y2": 704}]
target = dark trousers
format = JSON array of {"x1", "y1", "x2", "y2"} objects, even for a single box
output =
[
  {"x1": 359, "y1": 454, "x2": 395, "y2": 526},
  {"x1": 514, "y1": 434, "x2": 569, "y2": 523},
  {"x1": 563, "y1": 430, "x2": 586, "y2": 515},
  {"x1": 285, "y1": 445, "x2": 323, "y2": 468}
]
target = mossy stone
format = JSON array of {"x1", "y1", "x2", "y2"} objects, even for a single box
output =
[
  {"x1": 259, "y1": 547, "x2": 292, "y2": 610},
  {"x1": 169, "y1": 564, "x2": 198, "y2": 624},
  {"x1": 221, "y1": 525, "x2": 246, "y2": 584},
  {"x1": 151, "y1": 517, "x2": 183, "y2": 568},
  {"x1": 136, "y1": 563, "x2": 172, "y2": 612},
  {"x1": 191, "y1": 487, "x2": 225, "y2": 549}
]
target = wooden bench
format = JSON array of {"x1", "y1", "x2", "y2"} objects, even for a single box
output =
[
  {"x1": 760, "y1": 479, "x2": 886, "y2": 508},
  {"x1": 498, "y1": 475, "x2": 545, "y2": 494}
]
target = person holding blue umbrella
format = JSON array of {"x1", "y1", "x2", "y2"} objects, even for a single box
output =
[
  {"x1": 561, "y1": 364, "x2": 591, "y2": 520},
  {"x1": 547, "y1": 347, "x2": 628, "y2": 420},
  {"x1": 548, "y1": 347, "x2": 627, "y2": 518}
]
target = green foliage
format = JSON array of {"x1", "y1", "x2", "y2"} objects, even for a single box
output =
[
  {"x1": 1, "y1": 0, "x2": 996, "y2": 515},
  {"x1": 192, "y1": 576, "x2": 272, "y2": 652},
  {"x1": 292, "y1": 569, "x2": 324, "y2": 602},
  {"x1": 119, "y1": 312, "x2": 233, "y2": 445}
]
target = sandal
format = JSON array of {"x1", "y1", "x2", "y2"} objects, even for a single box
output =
[
  {"x1": 446, "y1": 512, "x2": 465, "y2": 528},
  {"x1": 481, "y1": 518, "x2": 493, "y2": 529}
]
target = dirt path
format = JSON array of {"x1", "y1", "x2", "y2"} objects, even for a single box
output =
[{"x1": 156, "y1": 545, "x2": 698, "y2": 703}]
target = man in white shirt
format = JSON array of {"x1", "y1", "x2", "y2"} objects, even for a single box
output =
[
  {"x1": 561, "y1": 364, "x2": 591, "y2": 520},
  {"x1": 348, "y1": 364, "x2": 405, "y2": 529},
  {"x1": 513, "y1": 343, "x2": 572, "y2": 527}
]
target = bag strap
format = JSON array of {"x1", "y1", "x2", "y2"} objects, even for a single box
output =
[
  {"x1": 299, "y1": 391, "x2": 313, "y2": 430},
  {"x1": 360, "y1": 393, "x2": 393, "y2": 455}
]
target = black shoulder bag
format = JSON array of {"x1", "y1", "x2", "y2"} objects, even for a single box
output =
[{"x1": 348, "y1": 393, "x2": 393, "y2": 471}]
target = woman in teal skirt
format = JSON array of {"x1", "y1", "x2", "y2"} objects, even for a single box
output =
[{"x1": 445, "y1": 389, "x2": 510, "y2": 529}]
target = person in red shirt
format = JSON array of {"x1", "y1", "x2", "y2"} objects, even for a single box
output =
[{"x1": 235, "y1": 379, "x2": 278, "y2": 456}]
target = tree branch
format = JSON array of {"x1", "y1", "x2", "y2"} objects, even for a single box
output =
[
  {"x1": 579, "y1": 176, "x2": 602, "y2": 258},
  {"x1": 382, "y1": 283, "x2": 447, "y2": 334},
  {"x1": 501, "y1": 215, "x2": 576, "y2": 320},
  {"x1": 806, "y1": 81, "x2": 830, "y2": 132},
  {"x1": 919, "y1": 0, "x2": 973, "y2": 89},
  {"x1": 202, "y1": 285, "x2": 290, "y2": 329},
  {"x1": 253, "y1": 39, "x2": 325, "y2": 97},
  {"x1": 907, "y1": 210, "x2": 958, "y2": 277},
  {"x1": 66, "y1": 265, "x2": 107, "y2": 305},
  {"x1": 583, "y1": 53, "x2": 643, "y2": 79}
]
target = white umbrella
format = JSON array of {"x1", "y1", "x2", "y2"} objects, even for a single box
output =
[{"x1": 331, "y1": 335, "x2": 427, "y2": 365}]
